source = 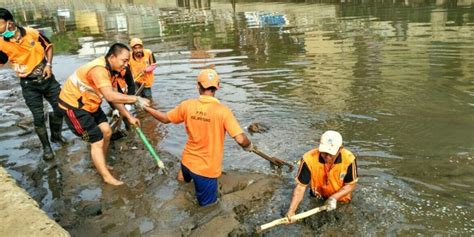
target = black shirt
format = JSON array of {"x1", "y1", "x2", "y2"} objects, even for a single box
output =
[
  {"x1": 123, "y1": 66, "x2": 135, "y2": 95},
  {"x1": 0, "y1": 51, "x2": 7, "y2": 64}
]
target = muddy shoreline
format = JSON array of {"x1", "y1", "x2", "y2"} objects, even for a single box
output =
[
  {"x1": 0, "y1": 72, "x2": 289, "y2": 236},
  {"x1": 57, "y1": 134, "x2": 286, "y2": 236},
  {"x1": 0, "y1": 167, "x2": 69, "y2": 236},
  {"x1": 1, "y1": 113, "x2": 288, "y2": 236}
]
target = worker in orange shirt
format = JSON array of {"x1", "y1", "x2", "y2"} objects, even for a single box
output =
[
  {"x1": 114, "y1": 66, "x2": 135, "y2": 96},
  {"x1": 144, "y1": 69, "x2": 256, "y2": 206},
  {"x1": 286, "y1": 131, "x2": 358, "y2": 221},
  {"x1": 108, "y1": 65, "x2": 135, "y2": 139},
  {"x1": 58, "y1": 43, "x2": 150, "y2": 186},
  {"x1": 0, "y1": 8, "x2": 66, "y2": 161},
  {"x1": 129, "y1": 38, "x2": 156, "y2": 99}
]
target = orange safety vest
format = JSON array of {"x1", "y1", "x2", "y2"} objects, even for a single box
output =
[
  {"x1": 59, "y1": 56, "x2": 121, "y2": 112},
  {"x1": 129, "y1": 49, "x2": 154, "y2": 88},
  {"x1": 113, "y1": 68, "x2": 128, "y2": 94},
  {"x1": 303, "y1": 148, "x2": 356, "y2": 202},
  {"x1": 0, "y1": 27, "x2": 50, "y2": 77}
]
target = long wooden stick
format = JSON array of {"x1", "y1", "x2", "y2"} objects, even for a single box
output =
[
  {"x1": 134, "y1": 81, "x2": 145, "y2": 96},
  {"x1": 256, "y1": 205, "x2": 328, "y2": 233},
  {"x1": 252, "y1": 148, "x2": 294, "y2": 171}
]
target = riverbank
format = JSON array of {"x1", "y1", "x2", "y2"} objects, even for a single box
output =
[
  {"x1": 0, "y1": 167, "x2": 69, "y2": 237},
  {"x1": 53, "y1": 133, "x2": 285, "y2": 236}
]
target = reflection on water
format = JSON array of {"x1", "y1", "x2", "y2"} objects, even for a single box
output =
[{"x1": 1, "y1": 0, "x2": 473, "y2": 235}]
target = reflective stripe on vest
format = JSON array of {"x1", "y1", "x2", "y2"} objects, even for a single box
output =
[
  {"x1": 59, "y1": 57, "x2": 110, "y2": 112},
  {"x1": 70, "y1": 71, "x2": 101, "y2": 97}
]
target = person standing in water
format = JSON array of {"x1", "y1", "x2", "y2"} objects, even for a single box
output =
[
  {"x1": 286, "y1": 130, "x2": 358, "y2": 220},
  {"x1": 128, "y1": 38, "x2": 156, "y2": 99},
  {"x1": 58, "y1": 43, "x2": 150, "y2": 186},
  {"x1": 143, "y1": 69, "x2": 257, "y2": 206},
  {"x1": 0, "y1": 8, "x2": 66, "y2": 160}
]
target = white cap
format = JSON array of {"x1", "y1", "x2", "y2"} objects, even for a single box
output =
[{"x1": 318, "y1": 130, "x2": 343, "y2": 156}]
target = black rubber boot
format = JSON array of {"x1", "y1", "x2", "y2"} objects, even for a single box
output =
[
  {"x1": 35, "y1": 126, "x2": 55, "y2": 161},
  {"x1": 49, "y1": 112, "x2": 68, "y2": 145}
]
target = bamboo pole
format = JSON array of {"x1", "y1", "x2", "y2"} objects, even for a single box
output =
[{"x1": 256, "y1": 205, "x2": 328, "y2": 233}]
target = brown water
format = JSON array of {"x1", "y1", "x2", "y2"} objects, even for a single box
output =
[{"x1": 0, "y1": 0, "x2": 473, "y2": 236}]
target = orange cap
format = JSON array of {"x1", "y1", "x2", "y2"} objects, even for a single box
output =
[
  {"x1": 130, "y1": 38, "x2": 143, "y2": 47},
  {"x1": 197, "y1": 69, "x2": 220, "y2": 89}
]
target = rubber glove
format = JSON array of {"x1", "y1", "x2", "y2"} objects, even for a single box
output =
[
  {"x1": 325, "y1": 197, "x2": 337, "y2": 211},
  {"x1": 112, "y1": 109, "x2": 120, "y2": 118},
  {"x1": 144, "y1": 63, "x2": 157, "y2": 73}
]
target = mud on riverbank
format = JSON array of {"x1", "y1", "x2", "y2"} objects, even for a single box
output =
[
  {"x1": 3, "y1": 122, "x2": 285, "y2": 236},
  {"x1": 0, "y1": 93, "x2": 405, "y2": 236},
  {"x1": 0, "y1": 167, "x2": 69, "y2": 237},
  {"x1": 0, "y1": 72, "x2": 285, "y2": 235}
]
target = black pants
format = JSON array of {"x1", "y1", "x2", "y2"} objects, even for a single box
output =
[
  {"x1": 20, "y1": 74, "x2": 63, "y2": 127},
  {"x1": 62, "y1": 107, "x2": 108, "y2": 143}
]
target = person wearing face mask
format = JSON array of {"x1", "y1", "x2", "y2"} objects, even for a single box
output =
[
  {"x1": 58, "y1": 43, "x2": 151, "y2": 186},
  {"x1": 128, "y1": 38, "x2": 156, "y2": 99},
  {"x1": 0, "y1": 8, "x2": 67, "y2": 161},
  {"x1": 286, "y1": 131, "x2": 358, "y2": 222}
]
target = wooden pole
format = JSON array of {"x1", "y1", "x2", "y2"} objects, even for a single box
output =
[{"x1": 256, "y1": 205, "x2": 328, "y2": 233}]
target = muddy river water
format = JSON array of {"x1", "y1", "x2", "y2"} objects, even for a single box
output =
[{"x1": 0, "y1": 0, "x2": 473, "y2": 236}]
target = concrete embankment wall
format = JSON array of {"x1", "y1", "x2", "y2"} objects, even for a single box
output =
[{"x1": 0, "y1": 167, "x2": 70, "y2": 237}]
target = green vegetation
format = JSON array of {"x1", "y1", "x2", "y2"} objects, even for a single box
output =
[{"x1": 50, "y1": 30, "x2": 83, "y2": 55}]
